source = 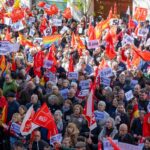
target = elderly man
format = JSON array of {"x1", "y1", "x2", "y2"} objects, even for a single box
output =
[{"x1": 114, "y1": 123, "x2": 135, "y2": 144}]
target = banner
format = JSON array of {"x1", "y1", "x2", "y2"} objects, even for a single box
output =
[
  {"x1": 52, "y1": 19, "x2": 62, "y2": 26},
  {"x1": 11, "y1": 20, "x2": 24, "y2": 32},
  {"x1": 103, "y1": 139, "x2": 118, "y2": 150},
  {"x1": 87, "y1": 40, "x2": 99, "y2": 49},
  {"x1": 133, "y1": 0, "x2": 150, "y2": 21},
  {"x1": 0, "y1": 41, "x2": 20, "y2": 55},
  {"x1": 118, "y1": 142, "x2": 143, "y2": 150}
]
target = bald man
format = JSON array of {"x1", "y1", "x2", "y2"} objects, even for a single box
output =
[{"x1": 114, "y1": 123, "x2": 135, "y2": 144}]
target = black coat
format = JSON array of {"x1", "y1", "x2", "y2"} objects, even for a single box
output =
[{"x1": 32, "y1": 140, "x2": 49, "y2": 150}]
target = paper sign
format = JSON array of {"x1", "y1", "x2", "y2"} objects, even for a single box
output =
[
  {"x1": 50, "y1": 134, "x2": 62, "y2": 146},
  {"x1": 49, "y1": 72, "x2": 57, "y2": 83},
  {"x1": 60, "y1": 26, "x2": 69, "y2": 35},
  {"x1": 100, "y1": 68, "x2": 113, "y2": 78},
  {"x1": 137, "y1": 28, "x2": 149, "y2": 37},
  {"x1": 122, "y1": 34, "x2": 134, "y2": 46},
  {"x1": 118, "y1": 142, "x2": 143, "y2": 150},
  {"x1": 10, "y1": 122, "x2": 21, "y2": 135},
  {"x1": 78, "y1": 89, "x2": 89, "y2": 97},
  {"x1": 68, "y1": 72, "x2": 78, "y2": 80},
  {"x1": 0, "y1": 41, "x2": 20, "y2": 55},
  {"x1": 4, "y1": 17, "x2": 12, "y2": 26},
  {"x1": 52, "y1": 19, "x2": 62, "y2": 26},
  {"x1": 125, "y1": 90, "x2": 134, "y2": 101},
  {"x1": 79, "y1": 80, "x2": 90, "y2": 90},
  {"x1": 110, "y1": 19, "x2": 119, "y2": 26},
  {"x1": 29, "y1": 17, "x2": 35, "y2": 23},
  {"x1": 134, "y1": 7, "x2": 148, "y2": 21},
  {"x1": 87, "y1": 40, "x2": 99, "y2": 49},
  {"x1": 101, "y1": 77, "x2": 111, "y2": 87},
  {"x1": 44, "y1": 27, "x2": 52, "y2": 36},
  {"x1": 103, "y1": 139, "x2": 118, "y2": 150},
  {"x1": 94, "y1": 111, "x2": 105, "y2": 121},
  {"x1": 11, "y1": 20, "x2": 24, "y2": 31},
  {"x1": 43, "y1": 60, "x2": 53, "y2": 69},
  {"x1": 78, "y1": 27, "x2": 83, "y2": 34},
  {"x1": 29, "y1": 29, "x2": 35, "y2": 37},
  {"x1": 60, "y1": 89, "x2": 69, "y2": 100}
]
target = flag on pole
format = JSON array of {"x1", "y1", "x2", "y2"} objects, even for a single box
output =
[
  {"x1": 20, "y1": 105, "x2": 39, "y2": 136},
  {"x1": 126, "y1": 6, "x2": 130, "y2": 15}
]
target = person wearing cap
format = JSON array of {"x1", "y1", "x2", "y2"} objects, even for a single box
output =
[{"x1": 6, "y1": 92, "x2": 20, "y2": 123}]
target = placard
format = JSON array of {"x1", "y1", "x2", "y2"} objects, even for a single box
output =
[
  {"x1": 101, "y1": 77, "x2": 111, "y2": 87},
  {"x1": 100, "y1": 68, "x2": 113, "y2": 78},
  {"x1": 44, "y1": 27, "x2": 52, "y2": 36},
  {"x1": 52, "y1": 19, "x2": 62, "y2": 26},
  {"x1": 49, "y1": 72, "x2": 57, "y2": 83},
  {"x1": 29, "y1": 29, "x2": 35, "y2": 37},
  {"x1": 0, "y1": 41, "x2": 20, "y2": 55},
  {"x1": 94, "y1": 111, "x2": 105, "y2": 121},
  {"x1": 118, "y1": 142, "x2": 143, "y2": 150},
  {"x1": 29, "y1": 17, "x2": 35, "y2": 23},
  {"x1": 11, "y1": 20, "x2": 24, "y2": 31},
  {"x1": 50, "y1": 134, "x2": 62, "y2": 146},
  {"x1": 137, "y1": 28, "x2": 149, "y2": 37},
  {"x1": 43, "y1": 60, "x2": 53, "y2": 69},
  {"x1": 134, "y1": 7, "x2": 148, "y2": 21},
  {"x1": 60, "y1": 89, "x2": 69, "y2": 100},
  {"x1": 60, "y1": 26, "x2": 69, "y2": 35},
  {"x1": 10, "y1": 122, "x2": 21, "y2": 135},
  {"x1": 68, "y1": 72, "x2": 78, "y2": 80},
  {"x1": 79, "y1": 80, "x2": 90, "y2": 90},
  {"x1": 125, "y1": 90, "x2": 134, "y2": 101},
  {"x1": 87, "y1": 40, "x2": 99, "y2": 49},
  {"x1": 130, "y1": 80, "x2": 138, "y2": 88},
  {"x1": 110, "y1": 19, "x2": 119, "y2": 26},
  {"x1": 103, "y1": 139, "x2": 118, "y2": 150},
  {"x1": 78, "y1": 89, "x2": 89, "y2": 97},
  {"x1": 4, "y1": 17, "x2": 12, "y2": 26},
  {"x1": 122, "y1": 34, "x2": 134, "y2": 46}
]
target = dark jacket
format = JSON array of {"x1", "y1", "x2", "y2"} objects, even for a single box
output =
[{"x1": 32, "y1": 140, "x2": 49, "y2": 150}]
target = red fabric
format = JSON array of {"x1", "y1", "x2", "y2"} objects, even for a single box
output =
[
  {"x1": 63, "y1": 8, "x2": 72, "y2": 19},
  {"x1": 113, "y1": 3, "x2": 117, "y2": 15},
  {"x1": 45, "y1": 5, "x2": 58, "y2": 16},
  {"x1": 39, "y1": 17, "x2": 47, "y2": 33},
  {"x1": 143, "y1": 112, "x2": 150, "y2": 137},
  {"x1": 33, "y1": 51, "x2": 45, "y2": 77},
  {"x1": 120, "y1": 48, "x2": 127, "y2": 62},
  {"x1": 0, "y1": 96, "x2": 8, "y2": 108},
  {"x1": 71, "y1": 32, "x2": 76, "y2": 47},
  {"x1": 38, "y1": 1, "x2": 46, "y2": 7},
  {"x1": 98, "y1": 141, "x2": 102, "y2": 150},
  {"x1": 127, "y1": 57, "x2": 131, "y2": 69},
  {"x1": 128, "y1": 16, "x2": 136, "y2": 29},
  {"x1": 105, "y1": 32, "x2": 117, "y2": 60},
  {"x1": 11, "y1": 8, "x2": 24, "y2": 23},
  {"x1": 133, "y1": 46, "x2": 150, "y2": 62},
  {"x1": 108, "y1": 7, "x2": 113, "y2": 19},
  {"x1": 32, "y1": 103, "x2": 58, "y2": 139},
  {"x1": 68, "y1": 55, "x2": 74, "y2": 72},
  {"x1": 88, "y1": 23, "x2": 96, "y2": 40}
]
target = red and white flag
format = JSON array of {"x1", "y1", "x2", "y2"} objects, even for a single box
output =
[
  {"x1": 83, "y1": 85, "x2": 97, "y2": 130},
  {"x1": 20, "y1": 105, "x2": 39, "y2": 136}
]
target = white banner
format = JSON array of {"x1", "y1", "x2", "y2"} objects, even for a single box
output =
[
  {"x1": 52, "y1": 19, "x2": 62, "y2": 26},
  {"x1": 87, "y1": 40, "x2": 99, "y2": 49},
  {"x1": 133, "y1": 0, "x2": 150, "y2": 21}
]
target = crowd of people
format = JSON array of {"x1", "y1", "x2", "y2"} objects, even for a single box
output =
[{"x1": 0, "y1": 1, "x2": 150, "y2": 150}]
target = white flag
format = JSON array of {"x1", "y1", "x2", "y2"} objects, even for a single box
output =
[
  {"x1": 20, "y1": 105, "x2": 39, "y2": 136},
  {"x1": 126, "y1": 6, "x2": 130, "y2": 15}
]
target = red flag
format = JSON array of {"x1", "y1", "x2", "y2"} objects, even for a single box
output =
[
  {"x1": 143, "y1": 112, "x2": 150, "y2": 137},
  {"x1": 107, "y1": 137, "x2": 121, "y2": 150},
  {"x1": 32, "y1": 103, "x2": 57, "y2": 137},
  {"x1": 39, "y1": 17, "x2": 47, "y2": 33},
  {"x1": 108, "y1": 7, "x2": 113, "y2": 19},
  {"x1": 11, "y1": 8, "x2": 24, "y2": 23},
  {"x1": 71, "y1": 32, "x2": 76, "y2": 48},
  {"x1": 20, "y1": 105, "x2": 39, "y2": 136},
  {"x1": 38, "y1": 1, "x2": 46, "y2": 7},
  {"x1": 83, "y1": 85, "x2": 97, "y2": 130},
  {"x1": 63, "y1": 8, "x2": 72, "y2": 19},
  {"x1": 34, "y1": 51, "x2": 45, "y2": 77},
  {"x1": 132, "y1": 46, "x2": 150, "y2": 61},
  {"x1": 105, "y1": 32, "x2": 116, "y2": 60},
  {"x1": 88, "y1": 23, "x2": 96, "y2": 40},
  {"x1": 128, "y1": 16, "x2": 136, "y2": 29},
  {"x1": 126, "y1": 57, "x2": 131, "y2": 69},
  {"x1": 68, "y1": 55, "x2": 74, "y2": 72},
  {"x1": 5, "y1": 28, "x2": 11, "y2": 41},
  {"x1": 113, "y1": 3, "x2": 117, "y2": 16},
  {"x1": 76, "y1": 35, "x2": 85, "y2": 49},
  {"x1": 98, "y1": 141, "x2": 102, "y2": 150}
]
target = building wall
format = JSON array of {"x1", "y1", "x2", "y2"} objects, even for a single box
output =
[{"x1": 94, "y1": 0, "x2": 132, "y2": 18}]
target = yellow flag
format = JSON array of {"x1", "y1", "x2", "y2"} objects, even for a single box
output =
[
  {"x1": 0, "y1": 55, "x2": 6, "y2": 72},
  {"x1": 13, "y1": 0, "x2": 20, "y2": 9}
]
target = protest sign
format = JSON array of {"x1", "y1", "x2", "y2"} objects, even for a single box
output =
[
  {"x1": 122, "y1": 34, "x2": 134, "y2": 46},
  {"x1": 130, "y1": 80, "x2": 138, "y2": 88},
  {"x1": 29, "y1": 17, "x2": 35, "y2": 23},
  {"x1": 87, "y1": 40, "x2": 99, "y2": 49},
  {"x1": 101, "y1": 77, "x2": 111, "y2": 87},
  {"x1": 134, "y1": 7, "x2": 148, "y2": 21},
  {"x1": 52, "y1": 19, "x2": 62, "y2": 26},
  {"x1": 44, "y1": 27, "x2": 52, "y2": 36},
  {"x1": 137, "y1": 28, "x2": 149, "y2": 37},
  {"x1": 11, "y1": 20, "x2": 24, "y2": 32},
  {"x1": 68, "y1": 72, "x2": 78, "y2": 80},
  {"x1": 50, "y1": 134, "x2": 62, "y2": 146},
  {"x1": 43, "y1": 60, "x2": 53, "y2": 69},
  {"x1": 10, "y1": 122, "x2": 21, "y2": 135},
  {"x1": 125, "y1": 90, "x2": 134, "y2": 101},
  {"x1": 29, "y1": 29, "x2": 35, "y2": 37},
  {"x1": 94, "y1": 111, "x2": 105, "y2": 121},
  {"x1": 60, "y1": 89, "x2": 69, "y2": 100},
  {"x1": 110, "y1": 19, "x2": 119, "y2": 26},
  {"x1": 0, "y1": 41, "x2": 20, "y2": 55},
  {"x1": 60, "y1": 26, "x2": 69, "y2": 35},
  {"x1": 100, "y1": 67, "x2": 113, "y2": 78},
  {"x1": 118, "y1": 142, "x2": 143, "y2": 150},
  {"x1": 4, "y1": 17, "x2": 12, "y2": 26},
  {"x1": 34, "y1": 38, "x2": 43, "y2": 44},
  {"x1": 103, "y1": 139, "x2": 118, "y2": 150},
  {"x1": 79, "y1": 80, "x2": 90, "y2": 90},
  {"x1": 49, "y1": 72, "x2": 57, "y2": 83},
  {"x1": 78, "y1": 89, "x2": 89, "y2": 97}
]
